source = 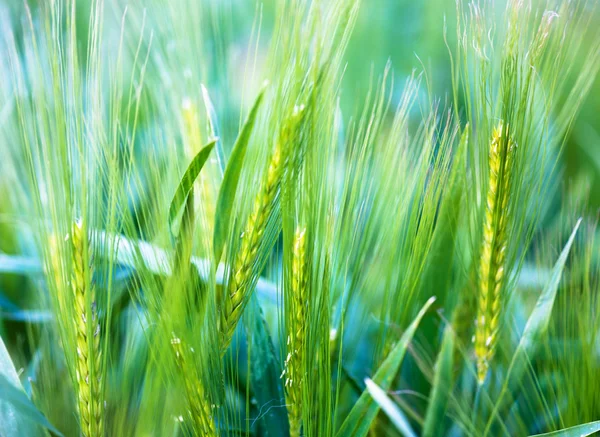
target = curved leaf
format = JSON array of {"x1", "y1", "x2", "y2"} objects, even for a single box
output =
[
  {"x1": 0, "y1": 336, "x2": 63, "y2": 436},
  {"x1": 484, "y1": 219, "x2": 582, "y2": 434},
  {"x1": 365, "y1": 378, "x2": 416, "y2": 437},
  {"x1": 213, "y1": 83, "x2": 267, "y2": 264},
  {"x1": 168, "y1": 139, "x2": 217, "y2": 239},
  {"x1": 336, "y1": 296, "x2": 436, "y2": 437},
  {"x1": 529, "y1": 421, "x2": 600, "y2": 437},
  {"x1": 422, "y1": 326, "x2": 454, "y2": 437}
]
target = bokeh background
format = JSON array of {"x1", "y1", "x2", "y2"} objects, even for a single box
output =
[{"x1": 3, "y1": 0, "x2": 597, "y2": 206}]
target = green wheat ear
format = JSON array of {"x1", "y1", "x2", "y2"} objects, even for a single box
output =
[
  {"x1": 170, "y1": 335, "x2": 217, "y2": 436},
  {"x1": 474, "y1": 122, "x2": 515, "y2": 384},
  {"x1": 283, "y1": 226, "x2": 307, "y2": 437},
  {"x1": 71, "y1": 221, "x2": 103, "y2": 437},
  {"x1": 219, "y1": 142, "x2": 285, "y2": 356},
  {"x1": 219, "y1": 106, "x2": 305, "y2": 356}
]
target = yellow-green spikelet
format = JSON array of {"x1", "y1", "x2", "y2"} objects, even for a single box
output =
[
  {"x1": 171, "y1": 337, "x2": 217, "y2": 436},
  {"x1": 474, "y1": 123, "x2": 514, "y2": 384},
  {"x1": 219, "y1": 144, "x2": 285, "y2": 355},
  {"x1": 71, "y1": 222, "x2": 103, "y2": 437},
  {"x1": 285, "y1": 227, "x2": 307, "y2": 437}
]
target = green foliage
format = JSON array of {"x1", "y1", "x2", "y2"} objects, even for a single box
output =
[{"x1": 0, "y1": 0, "x2": 599, "y2": 436}]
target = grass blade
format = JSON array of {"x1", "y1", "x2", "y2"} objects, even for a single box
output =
[
  {"x1": 484, "y1": 219, "x2": 582, "y2": 435},
  {"x1": 168, "y1": 139, "x2": 217, "y2": 239},
  {"x1": 529, "y1": 421, "x2": 600, "y2": 437},
  {"x1": 213, "y1": 83, "x2": 267, "y2": 264},
  {"x1": 364, "y1": 378, "x2": 416, "y2": 437},
  {"x1": 0, "y1": 336, "x2": 63, "y2": 436},
  {"x1": 422, "y1": 326, "x2": 454, "y2": 437},
  {"x1": 336, "y1": 297, "x2": 436, "y2": 437}
]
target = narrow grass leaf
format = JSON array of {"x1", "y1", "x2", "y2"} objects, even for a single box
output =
[
  {"x1": 244, "y1": 294, "x2": 289, "y2": 436},
  {"x1": 529, "y1": 421, "x2": 600, "y2": 437},
  {"x1": 364, "y1": 378, "x2": 416, "y2": 437},
  {"x1": 336, "y1": 296, "x2": 436, "y2": 437},
  {"x1": 168, "y1": 139, "x2": 217, "y2": 239},
  {"x1": 485, "y1": 219, "x2": 582, "y2": 434},
  {"x1": 213, "y1": 83, "x2": 267, "y2": 264},
  {"x1": 0, "y1": 336, "x2": 63, "y2": 436},
  {"x1": 422, "y1": 326, "x2": 454, "y2": 437}
]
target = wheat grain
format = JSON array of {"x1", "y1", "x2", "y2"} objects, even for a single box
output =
[
  {"x1": 284, "y1": 226, "x2": 307, "y2": 437},
  {"x1": 474, "y1": 122, "x2": 514, "y2": 384},
  {"x1": 71, "y1": 221, "x2": 103, "y2": 437},
  {"x1": 219, "y1": 105, "x2": 307, "y2": 355},
  {"x1": 219, "y1": 143, "x2": 284, "y2": 355},
  {"x1": 171, "y1": 336, "x2": 217, "y2": 436}
]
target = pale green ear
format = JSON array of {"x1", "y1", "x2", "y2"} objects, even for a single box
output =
[{"x1": 0, "y1": 335, "x2": 63, "y2": 437}]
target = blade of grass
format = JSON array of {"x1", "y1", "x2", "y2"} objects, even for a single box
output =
[
  {"x1": 336, "y1": 296, "x2": 436, "y2": 437},
  {"x1": 422, "y1": 326, "x2": 454, "y2": 437},
  {"x1": 168, "y1": 139, "x2": 217, "y2": 239},
  {"x1": 364, "y1": 378, "x2": 416, "y2": 437},
  {"x1": 529, "y1": 421, "x2": 600, "y2": 437},
  {"x1": 1, "y1": 336, "x2": 63, "y2": 436},
  {"x1": 213, "y1": 83, "x2": 267, "y2": 264},
  {"x1": 484, "y1": 219, "x2": 582, "y2": 435}
]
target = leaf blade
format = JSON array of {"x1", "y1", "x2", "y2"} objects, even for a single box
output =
[
  {"x1": 213, "y1": 84, "x2": 267, "y2": 264},
  {"x1": 529, "y1": 421, "x2": 600, "y2": 437},
  {"x1": 336, "y1": 296, "x2": 436, "y2": 437},
  {"x1": 364, "y1": 378, "x2": 416, "y2": 437},
  {"x1": 422, "y1": 326, "x2": 454, "y2": 437},
  {"x1": 484, "y1": 219, "x2": 582, "y2": 434},
  {"x1": 168, "y1": 139, "x2": 217, "y2": 238},
  {"x1": 0, "y1": 336, "x2": 63, "y2": 436}
]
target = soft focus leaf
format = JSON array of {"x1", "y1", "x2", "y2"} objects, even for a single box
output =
[
  {"x1": 0, "y1": 336, "x2": 62, "y2": 436},
  {"x1": 422, "y1": 326, "x2": 454, "y2": 437},
  {"x1": 168, "y1": 139, "x2": 217, "y2": 239},
  {"x1": 364, "y1": 378, "x2": 416, "y2": 437},
  {"x1": 529, "y1": 420, "x2": 600, "y2": 437},
  {"x1": 213, "y1": 84, "x2": 267, "y2": 264},
  {"x1": 485, "y1": 219, "x2": 582, "y2": 434},
  {"x1": 336, "y1": 297, "x2": 436, "y2": 437}
]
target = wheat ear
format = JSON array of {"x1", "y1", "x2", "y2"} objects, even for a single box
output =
[
  {"x1": 284, "y1": 226, "x2": 307, "y2": 437},
  {"x1": 171, "y1": 336, "x2": 217, "y2": 436},
  {"x1": 71, "y1": 222, "x2": 103, "y2": 437},
  {"x1": 219, "y1": 143, "x2": 285, "y2": 355},
  {"x1": 474, "y1": 122, "x2": 514, "y2": 384}
]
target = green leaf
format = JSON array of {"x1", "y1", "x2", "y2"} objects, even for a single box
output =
[
  {"x1": 484, "y1": 219, "x2": 582, "y2": 435},
  {"x1": 201, "y1": 84, "x2": 220, "y2": 148},
  {"x1": 422, "y1": 326, "x2": 454, "y2": 437},
  {"x1": 336, "y1": 296, "x2": 436, "y2": 437},
  {"x1": 529, "y1": 421, "x2": 600, "y2": 437},
  {"x1": 364, "y1": 378, "x2": 416, "y2": 437},
  {"x1": 168, "y1": 139, "x2": 217, "y2": 239},
  {"x1": 213, "y1": 83, "x2": 267, "y2": 264},
  {"x1": 0, "y1": 336, "x2": 63, "y2": 436},
  {"x1": 243, "y1": 294, "x2": 289, "y2": 436}
]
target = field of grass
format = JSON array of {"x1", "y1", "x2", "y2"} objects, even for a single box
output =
[{"x1": 1, "y1": 0, "x2": 600, "y2": 436}]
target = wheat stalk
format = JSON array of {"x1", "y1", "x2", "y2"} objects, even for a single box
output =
[
  {"x1": 474, "y1": 122, "x2": 514, "y2": 384},
  {"x1": 283, "y1": 226, "x2": 307, "y2": 437},
  {"x1": 71, "y1": 221, "x2": 103, "y2": 437},
  {"x1": 171, "y1": 336, "x2": 217, "y2": 436}
]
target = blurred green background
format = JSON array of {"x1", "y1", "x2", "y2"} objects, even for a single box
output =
[{"x1": 3, "y1": 0, "x2": 596, "y2": 206}]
